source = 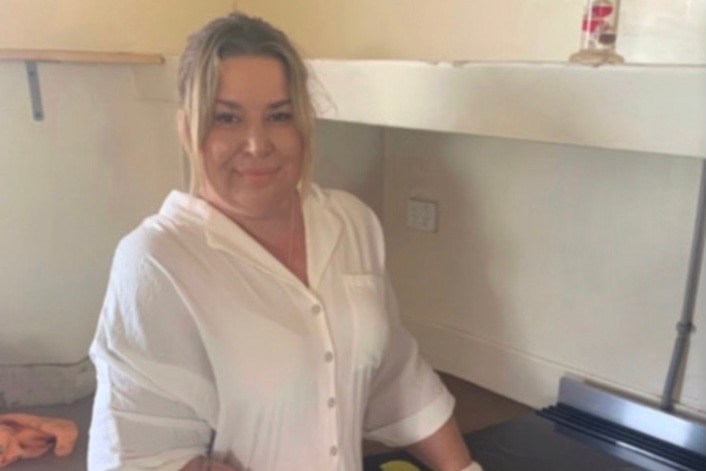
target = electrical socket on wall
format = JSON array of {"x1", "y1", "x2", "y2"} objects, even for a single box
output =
[{"x1": 406, "y1": 198, "x2": 438, "y2": 232}]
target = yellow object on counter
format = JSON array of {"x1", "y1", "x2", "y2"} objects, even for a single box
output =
[{"x1": 380, "y1": 460, "x2": 422, "y2": 471}]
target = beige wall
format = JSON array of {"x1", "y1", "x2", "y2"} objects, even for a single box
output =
[
  {"x1": 237, "y1": 0, "x2": 705, "y2": 64},
  {"x1": 0, "y1": 0, "x2": 233, "y2": 53},
  {"x1": 2, "y1": 0, "x2": 701, "y2": 63},
  {"x1": 236, "y1": 0, "x2": 576, "y2": 61}
]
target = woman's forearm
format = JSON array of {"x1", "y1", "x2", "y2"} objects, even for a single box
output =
[{"x1": 405, "y1": 417, "x2": 477, "y2": 471}]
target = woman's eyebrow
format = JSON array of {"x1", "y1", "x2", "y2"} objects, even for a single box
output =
[
  {"x1": 214, "y1": 98, "x2": 292, "y2": 110},
  {"x1": 268, "y1": 99, "x2": 292, "y2": 110},
  {"x1": 214, "y1": 99, "x2": 242, "y2": 110}
]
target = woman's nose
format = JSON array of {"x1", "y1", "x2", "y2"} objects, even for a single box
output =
[{"x1": 242, "y1": 123, "x2": 273, "y2": 157}]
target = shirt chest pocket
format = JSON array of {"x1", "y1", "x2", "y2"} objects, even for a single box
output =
[{"x1": 343, "y1": 274, "x2": 390, "y2": 369}]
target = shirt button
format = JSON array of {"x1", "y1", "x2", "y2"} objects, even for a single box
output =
[
  {"x1": 327, "y1": 397, "x2": 336, "y2": 408},
  {"x1": 330, "y1": 445, "x2": 338, "y2": 456},
  {"x1": 324, "y1": 351, "x2": 334, "y2": 362},
  {"x1": 311, "y1": 304, "x2": 321, "y2": 315}
]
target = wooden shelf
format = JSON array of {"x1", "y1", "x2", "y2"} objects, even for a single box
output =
[
  {"x1": 0, "y1": 49, "x2": 164, "y2": 64},
  {"x1": 0, "y1": 49, "x2": 165, "y2": 121}
]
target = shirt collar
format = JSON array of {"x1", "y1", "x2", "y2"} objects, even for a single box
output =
[
  {"x1": 303, "y1": 185, "x2": 342, "y2": 289},
  {"x1": 159, "y1": 190, "x2": 210, "y2": 224},
  {"x1": 160, "y1": 186, "x2": 342, "y2": 290}
]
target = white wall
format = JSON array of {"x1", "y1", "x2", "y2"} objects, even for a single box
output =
[
  {"x1": 0, "y1": 61, "x2": 183, "y2": 365},
  {"x1": 314, "y1": 121, "x2": 384, "y2": 215},
  {"x1": 382, "y1": 130, "x2": 706, "y2": 415},
  {"x1": 308, "y1": 110, "x2": 706, "y2": 419}
]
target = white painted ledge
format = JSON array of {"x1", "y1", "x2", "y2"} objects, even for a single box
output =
[{"x1": 308, "y1": 60, "x2": 706, "y2": 159}]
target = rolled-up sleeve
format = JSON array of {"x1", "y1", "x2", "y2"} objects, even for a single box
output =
[
  {"x1": 362, "y1": 274, "x2": 455, "y2": 447},
  {"x1": 88, "y1": 239, "x2": 217, "y2": 471}
]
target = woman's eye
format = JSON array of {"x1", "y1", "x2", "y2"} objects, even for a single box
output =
[
  {"x1": 214, "y1": 113, "x2": 240, "y2": 124},
  {"x1": 268, "y1": 111, "x2": 293, "y2": 122}
]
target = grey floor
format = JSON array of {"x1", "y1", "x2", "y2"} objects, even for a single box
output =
[{"x1": 0, "y1": 394, "x2": 93, "y2": 471}]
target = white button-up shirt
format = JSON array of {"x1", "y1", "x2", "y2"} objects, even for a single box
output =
[{"x1": 88, "y1": 186, "x2": 454, "y2": 471}]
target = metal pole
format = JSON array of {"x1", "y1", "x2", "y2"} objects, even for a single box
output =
[
  {"x1": 25, "y1": 61, "x2": 44, "y2": 121},
  {"x1": 661, "y1": 158, "x2": 706, "y2": 411}
]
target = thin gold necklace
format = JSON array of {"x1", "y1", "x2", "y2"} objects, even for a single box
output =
[{"x1": 286, "y1": 198, "x2": 296, "y2": 268}]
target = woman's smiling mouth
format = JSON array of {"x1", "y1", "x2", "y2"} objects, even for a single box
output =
[{"x1": 237, "y1": 167, "x2": 280, "y2": 183}]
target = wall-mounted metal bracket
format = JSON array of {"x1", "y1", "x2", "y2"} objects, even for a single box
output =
[{"x1": 25, "y1": 61, "x2": 44, "y2": 121}]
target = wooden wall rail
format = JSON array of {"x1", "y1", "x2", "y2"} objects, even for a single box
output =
[{"x1": 0, "y1": 49, "x2": 164, "y2": 64}]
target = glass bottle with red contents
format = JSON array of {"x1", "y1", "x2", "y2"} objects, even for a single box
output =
[{"x1": 570, "y1": 0, "x2": 624, "y2": 65}]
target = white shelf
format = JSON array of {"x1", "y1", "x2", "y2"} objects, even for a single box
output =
[{"x1": 308, "y1": 60, "x2": 706, "y2": 158}]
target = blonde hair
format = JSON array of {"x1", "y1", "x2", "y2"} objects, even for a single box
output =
[{"x1": 177, "y1": 13, "x2": 315, "y2": 195}]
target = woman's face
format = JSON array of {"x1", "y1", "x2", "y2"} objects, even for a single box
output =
[{"x1": 199, "y1": 55, "x2": 304, "y2": 222}]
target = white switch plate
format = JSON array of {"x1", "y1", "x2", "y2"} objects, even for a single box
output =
[{"x1": 406, "y1": 198, "x2": 438, "y2": 232}]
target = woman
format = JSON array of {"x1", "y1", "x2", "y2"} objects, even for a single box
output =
[{"x1": 88, "y1": 12, "x2": 481, "y2": 471}]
